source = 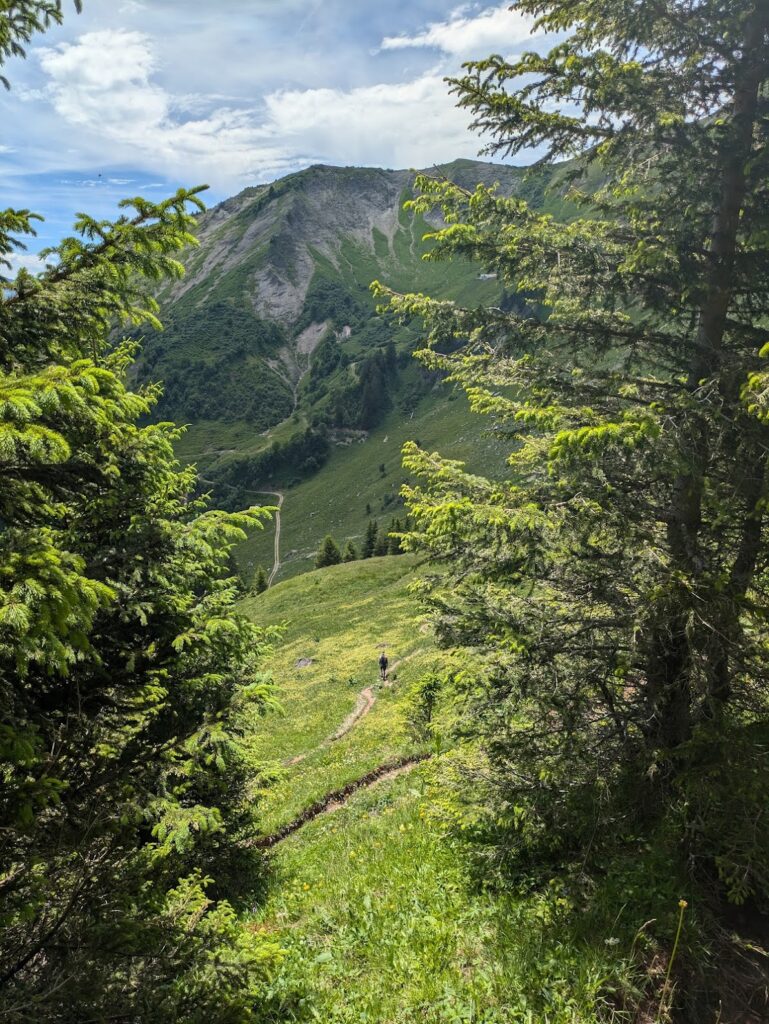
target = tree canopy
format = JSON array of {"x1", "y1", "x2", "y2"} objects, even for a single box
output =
[
  {"x1": 376, "y1": 2, "x2": 769, "y2": 1007},
  {"x1": 0, "y1": 6, "x2": 281, "y2": 1017}
]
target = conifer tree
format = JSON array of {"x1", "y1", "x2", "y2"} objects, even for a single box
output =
[
  {"x1": 253, "y1": 564, "x2": 269, "y2": 593},
  {"x1": 388, "y1": 517, "x2": 403, "y2": 555},
  {"x1": 0, "y1": 2, "x2": 82, "y2": 88},
  {"x1": 376, "y1": 0, "x2": 769, "y2": 923},
  {"x1": 362, "y1": 519, "x2": 378, "y2": 558},
  {"x1": 343, "y1": 539, "x2": 358, "y2": 562},
  {"x1": 315, "y1": 534, "x2": 342, "y2": 568},
  {"x1": 0, "y1": 5, "x2": 280, "y2": 1016}
]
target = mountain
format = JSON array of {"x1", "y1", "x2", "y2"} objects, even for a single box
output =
[{"x1": 134, "y1": 158, "x2": 565, "y2": 579}]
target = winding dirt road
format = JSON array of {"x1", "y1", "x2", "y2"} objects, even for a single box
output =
[{"x1": 256, "y1": 491, "x2": 284, "y2": 588}]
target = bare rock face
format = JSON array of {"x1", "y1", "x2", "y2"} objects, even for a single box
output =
[
  {"x1": 163, "y1": 160, "x2": 528, "y2": 332},
  {"x1": 138, "y1": 157, "x2": 546, "y2": 468}
]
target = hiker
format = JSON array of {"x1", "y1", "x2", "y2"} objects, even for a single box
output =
[{"x1": 378, "y1": 652, "x2": 388, "y2": 682}]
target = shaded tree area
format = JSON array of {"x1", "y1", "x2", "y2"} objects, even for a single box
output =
[
  {"x1": 211, "y1": 426, "x2": 331, "y2": 509},
  {"x1": 135, "y1": 302, "x2": 293, "y2": 428},
  {"x1": 324, "y1": 342, "x2": 399, "y2": 431},
  {"x1": 377, "y1": 0, "x2": 769, "y2": 1016},
  {"x1": 315, "y1": 535, "x2": 342, "y2": 568}
]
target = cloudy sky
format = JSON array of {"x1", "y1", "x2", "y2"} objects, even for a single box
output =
[{"x1": 1, "y1": 1, "x2": 548, "y2": 264}]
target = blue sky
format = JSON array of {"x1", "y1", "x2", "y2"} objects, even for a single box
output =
[{"x1": 1, "y1": 1, "x2": 548, "y2": 265}]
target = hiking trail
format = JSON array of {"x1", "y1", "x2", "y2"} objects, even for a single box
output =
[
  {"x1": 285, "y1": 647, "x2": 426, "y2": 767},
  {"x1": 246, "y1": 752, "x2": 432, "y2": 849}
]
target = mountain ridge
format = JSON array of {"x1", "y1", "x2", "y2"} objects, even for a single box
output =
[{"x1": 133, "y1": 156, "x2": 563, "y2": 577}]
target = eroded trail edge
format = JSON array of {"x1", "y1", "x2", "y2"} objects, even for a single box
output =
[{"x1": 247, "y1": 752, "x2": 432, "y2": 850}]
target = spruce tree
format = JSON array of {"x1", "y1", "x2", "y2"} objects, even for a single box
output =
[
  {"x1": 253, "y1": 565, "x2": 269, "y2": 593},
  {"x1": 387, "y1": 517, "x2": 403, "y2": 555},
  {"x1": 343, "y1": 539, "x2": 358, "y2": 562},
  {"x1": 362, "y1": 519, "x2": 378, "y2": 558},
  {"x1": 315, "y1": 534, "x2": 342, "y2": 568},
  {"x1": 0, "y1": 6, "x2": 280, "y2": 1016},
  {"x1": 376, "y1": 0, "x2": 769, "y2": 942}
]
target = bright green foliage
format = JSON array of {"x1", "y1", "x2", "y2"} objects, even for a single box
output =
[
  {"x1": 0, "y1": 2, "x2": 81, "y2": 89},
  {"x1": 315, "y1": 534, "x2": 342, "y2": 568},
  {"x1": 0, "y1": 25, "x2": 280, "y2": 1014},
  {"x1": 376, "y1": 0, "x2": 769, "y2": 978}
]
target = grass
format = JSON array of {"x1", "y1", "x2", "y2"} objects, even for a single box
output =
[
  {"x1": 235, "y1": 385, "x2": 510, "y2": 583},
  {"x1": 238, "y1": 557, "x2": 641, "y2": 1023},
  {"x1": 241, "y1": 555, "x2": 438, "y2": 829}
]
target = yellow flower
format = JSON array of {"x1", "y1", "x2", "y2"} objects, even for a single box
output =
[{"x1": 303, "y1": 883, "x2": 310, "y2": 891}]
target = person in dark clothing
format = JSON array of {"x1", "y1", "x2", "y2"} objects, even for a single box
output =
[{"x1": 378, "y1": 652, "x2": 388, "y2": 682}]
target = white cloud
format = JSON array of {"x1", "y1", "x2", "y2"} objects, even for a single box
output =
[
  {"x1": 263, "y1": 74, "x2": 477, "y2": 168},
  {"x1": 38, "y1": 30, "x2": 168, "y2": 132},
  {"x1": 29, "y1": 28, "x2": 485, "y2": 187},
  {"x1": 381, "y1": 2, "x2": 535, "y2": 56},
  {"x1": 5, "y1": 252, "x2": 49, "y2": 275}
]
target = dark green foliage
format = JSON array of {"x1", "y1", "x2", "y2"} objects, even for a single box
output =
[
  {"x1": 358, "y1": 348, "x2": 395, "y2": 429},
  {"x1": 253, "y1": 565, "x2": 269, "y2": 593},
  {"x1": 353, "y1": 315, "x2": 393, "y2": 349},
  {"x1": 315, "y1": 534, "x2": 342, "y2": 568},
  {"x1": 297, "y1": 272, "x2": 367, "y2": 331},
  {"x1": 307, "y1": 329, "x2": 341, "y2": 387},
  {"x1": 373, "y1": 532, "x2": 390, "y2": 557},
  {"x1": 321, "y1": 346, "x2": 399, "y2": 431},
  {"x1": 362, "y1": 520, "x2": 378, "y2": 559},
  {"x1": 343, "y1": 540, "x2": 358, "y2": 562},
  {"x1": 387, "y1": 518, "x2": 404, "y2": 555},
  {"x1": 213, "y1": 426, "x2": 330, "y2": 507},
  {"x1": 137, "y1": 303, "x2": 293, "y2": 427},
  {"x1": 378, "y1": 1, "x2": 769, "y2": 1011}
]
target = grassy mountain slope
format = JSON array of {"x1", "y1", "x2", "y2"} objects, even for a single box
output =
[
  {"x1": 237, "y1": 384, "x2": 510, "y2": 582},
  {"x1": 135, "y1": 158, "x2": 579, "y2": 581},
  {"x1": 238, "y1": 558, "x2": 641, "y2": 1022}
]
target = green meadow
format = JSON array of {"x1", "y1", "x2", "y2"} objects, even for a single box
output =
[{"x1": 239, "y1": 558, "x2": 646, "y2": 1023}]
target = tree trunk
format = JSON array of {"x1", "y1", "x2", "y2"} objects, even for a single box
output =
[{"x1": 650, "y1": 6, "x2": 769, "y2": 747}]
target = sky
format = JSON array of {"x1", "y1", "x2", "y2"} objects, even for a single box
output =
[{"x1": 1, "y1": 1, "x2": 549, "y2": 266}]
